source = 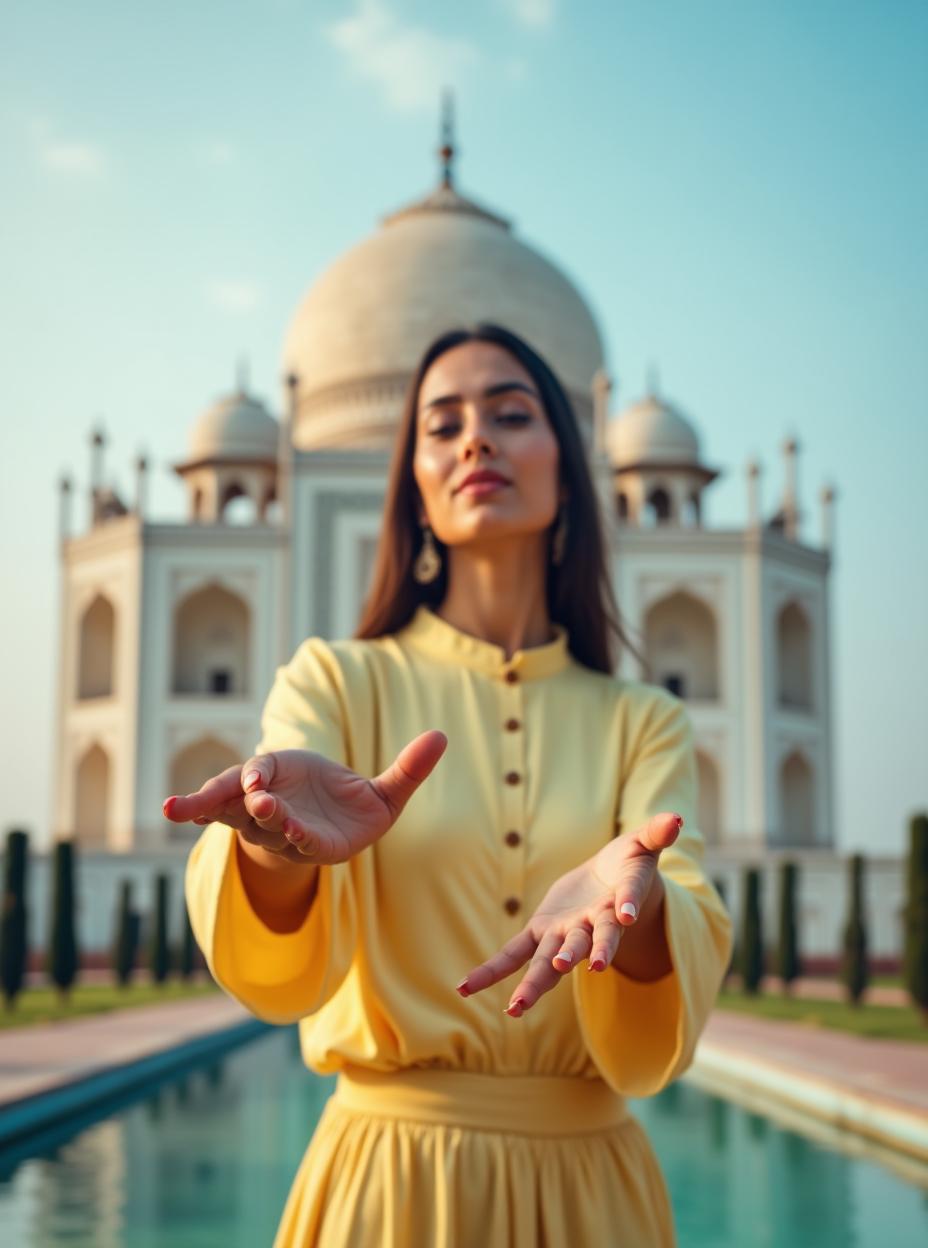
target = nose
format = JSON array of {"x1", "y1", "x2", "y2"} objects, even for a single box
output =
[{"x1": 459, "y1": 412, "x2": 497, "y2": 460}]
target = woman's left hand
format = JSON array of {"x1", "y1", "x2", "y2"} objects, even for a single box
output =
[{"x1": 456, "y1": 812, "x2": 682, "y2": 1017}]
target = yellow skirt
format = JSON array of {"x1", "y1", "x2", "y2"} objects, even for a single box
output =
[{"x1": 273, "y1": 1066, "x2": 675, "y2": 1247}]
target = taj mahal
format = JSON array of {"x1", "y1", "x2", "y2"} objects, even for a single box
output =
[{"x1": 46, "y1": 110, "x2": 905, "y2": 962}]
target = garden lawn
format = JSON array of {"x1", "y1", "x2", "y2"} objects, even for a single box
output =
[
  {"x1": 0, "y1": 979, "x2": 220, "y2": 1030},
  {"x1": 715, "y1": 988, "x2": 928, "y2": 1044}
]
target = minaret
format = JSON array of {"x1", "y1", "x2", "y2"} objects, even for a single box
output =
[
  {"x1": 58, "y1": 475, "x2": 72, "y2": 543},
  {"x1": 820, "y1": 483, "x2": 836, "y2": 552},
  {"x1": 135, "y1": 453, "x2": 149, "y2": 518},
  {"x1": 90, "y1": 426, "x2": 106, "y2": 525},
  {"x1": 746, "y1": 459, "x2": 762, "y2": 530},
  {"x1": 782, "y1": 437, "x2": 800, "y2": 541}
]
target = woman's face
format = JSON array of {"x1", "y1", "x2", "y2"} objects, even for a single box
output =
[{"x1": 412, "y1": 341, "x2": 563, "y2": 551}]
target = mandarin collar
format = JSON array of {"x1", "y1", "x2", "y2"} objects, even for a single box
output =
[{"x1": 400, "y1": 606, "x2": 570, "y2": 681}]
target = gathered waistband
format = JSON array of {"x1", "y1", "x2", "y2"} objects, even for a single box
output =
[{"x1": 333, "y1": 1065, "x2": 629, "y2": 1137}]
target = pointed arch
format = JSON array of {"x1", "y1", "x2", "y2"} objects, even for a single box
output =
[
  {"x1": 74, "y1": 742, "x2": 110, "y2": 848},
  {"x1": 644, "y1": 486, "x2": 672, "y2": 526},
  {"x1": 172, "y1": 584, "x2": 250, "y2": 696},
  {"x1": 780, "y1": 750, "x2": 815, "y2": 846},
  {"x1": 777, "y1": 600, "x2": 812, "y2": 710},
  {"x1": 78, "y1": 593, "x2": 116, "y2": 699},
  {"x1": 695, "y1": 749, "x2": 721, "y2": 845},
  {"x1": 644, "y1": 590, "x2": 719, "y2": 700},
  {"x1": 219, "y1": 482, "x2": 257, "y2": 525},
  {"x1": 170, "y1": 736, "x2": 241, "y2": 800}
]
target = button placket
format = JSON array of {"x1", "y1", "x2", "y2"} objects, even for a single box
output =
[{"x1": 498, "y1": 664, "x2": 526, "y2": 920}]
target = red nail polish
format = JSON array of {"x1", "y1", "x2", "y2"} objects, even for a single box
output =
[
  {"x1": 163, "y1": 797, "x2": 177, "y2": 817},
  {"x1": 589, "y1": 958, "x2": 606, "y2": 972}
]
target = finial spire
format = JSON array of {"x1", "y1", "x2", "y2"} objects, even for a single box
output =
[
  {"x1": 438, "y1": 88, "x2": 456, "y2": 189},
  {"x1": 236, "y1": 355, "x2": 249, "y2": 395},
  {"x1": 646, "y1": 362, "x2": 660, "y2": 398}
]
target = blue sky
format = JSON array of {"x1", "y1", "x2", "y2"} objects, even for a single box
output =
[{"x1": 2, "y1": 0, "x2": 926, "y2": 853}]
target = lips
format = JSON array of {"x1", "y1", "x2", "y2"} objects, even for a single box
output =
[{"x1": 455, "y1": 471, "x2": 510, "y2": 493}]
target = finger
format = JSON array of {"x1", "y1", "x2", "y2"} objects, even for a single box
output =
[
  {"x1": 632, "y1": 812, "x2": 683, "y2": 854},
  {"x1": 239, "y1": 753, "x2": 278, "y2": 795},
  {"x1": 552, "y1": 927, "x2": 593, "y2": 974},
  {"x1": 370, "y1": 730, "x2": 448, "y2": 821},
  {"x1": 614, "y1": 854, "x2": 658, "y2": 927},
  {"x1": 506, "y1": 929, "x2": 567, "y2": 1015},
  {"x1": 456, "y1": 928, "x2": 537, "y2": 997},
  {"x1": 163, "y1": 764, "x2": 244, "y2": 822},
  {"x1": 588, "y1": 908, "x2": 622, "y2": 971}
]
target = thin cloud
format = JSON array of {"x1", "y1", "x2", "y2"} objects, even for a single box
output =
[
  {"x1": 203, "y1": 141, "x2": 237, "y2": 166},
  {"x1": 325, "y1": 0, "x2": 480, "y2": 114},
  {"x1": 206, "y1": 281, "x2": 262, "y2": 313},
  {"x1": 502, "y1": 0, "x2": 557, "y2": 28}
]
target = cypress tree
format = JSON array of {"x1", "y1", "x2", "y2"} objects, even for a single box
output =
[
  {"x1": 111, "y1": 879, "x2": 140, "y2": 988},
  {"x1": 47, "y1": 839, "x2": 79, "y2": 1002},
  {"x1": 776, "y1": 860, "x2": 801, "y2": 994},
  {"x1": 0, "y1": 829, "x2": 30, "y2": 1009},
  {"x1": 713, "y1": 876, "x2": 735, "y2": 979},
  {"x1": 903, "y1": 812, "x2": 928, "y2": 1020},
  {"x1": 178, "y1": 895, "x2": 197, "y2": 980},
  {"x1": 149, "y1": 873, "x2": 171, "y2": 985},
  {"x1": 840, "y1": 853, "x2": 869, "y2": 1006},
  {"x1": 741, "y1": 867, "x2": 764, "y2": 995}
]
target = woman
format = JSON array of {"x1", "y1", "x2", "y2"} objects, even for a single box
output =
[{"x1": 167, "y1": 323, "x2": 733, "y2": 1247}]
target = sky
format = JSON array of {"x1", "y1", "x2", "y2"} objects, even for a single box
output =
[{"x1": 2, "y1": 0, "x2": 926, "y2": 854}]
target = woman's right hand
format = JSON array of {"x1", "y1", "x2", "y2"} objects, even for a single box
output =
[{"x1": 162, "y1": 730, "x2": 447, "y2": 866}]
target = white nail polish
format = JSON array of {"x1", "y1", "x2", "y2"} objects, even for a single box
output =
[
  {"x1": 556, "y1": 950, "x2": 573, "y2": 964},
  {"x1": 620, "y1": 902, "x2": 638, "y2": 919}
]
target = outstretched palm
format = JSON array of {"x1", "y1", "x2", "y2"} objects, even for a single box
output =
[{"x1": 162, "y1": 731, "x2": 448, "y2": 866}]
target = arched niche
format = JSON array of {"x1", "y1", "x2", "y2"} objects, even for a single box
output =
[
  {"x1": 220, "y1": 482, "x2": 258, "y2": 526},
  {"x1": 192, "y1": 488, "x2": 205, "y2": 523},
  {"x1": 780, "y1": 750, "x2": 815, "y2": 846},
  {"x1": 695, "y1": 750, "x2": 721, "y2": 845},
  {"x1": 617, "y1": 492, "x2": 629, "y2": 521},
  {"x1": 777, "y1": 601, "x2": 812, "y2": 711},
  {"x1": 78, "y1": 593, "x2": 116, "y2": 700},
  {"x1": 74, "y1": 742, "x2": 110, "y2": 848},
  {"x1": 170, "y1": 736, "x2": 241, "y2": 800},
  {"x1": 644, "y1": 486, "x2": 672, "y2": 527},
  {"x1": 172, "y1": 584, "x2": 250, "y2": 696},
  {"x1": 645, "y1": 590, "x2": 719, "y2": 700}
]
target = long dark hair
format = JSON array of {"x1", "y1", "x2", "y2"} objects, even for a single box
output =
[{"x1": 354, "y1": 323, "x2": 633, "y2": 674}]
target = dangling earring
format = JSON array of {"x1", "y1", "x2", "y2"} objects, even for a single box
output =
[
  {"x1": 413, "y1": 524, "x2": 442, "y2": 584},
  {"x1": 551, "y1": 505, "x2": 568, "y2": 566}
]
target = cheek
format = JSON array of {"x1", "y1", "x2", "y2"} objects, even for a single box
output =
[{"x1": 517, "y1": 433, "x2": 561, "y2": 505}]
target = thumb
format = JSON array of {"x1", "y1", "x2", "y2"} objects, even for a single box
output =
[{"x1": 370, "y1": 730, "x2": 448, "y2": 822}]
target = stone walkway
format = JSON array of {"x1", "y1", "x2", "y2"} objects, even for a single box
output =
[
  {"x1": 0, "y1": 996, "x2": 251, "y2": 1109},
  {"x1": 693, "y1": 1009, "x2": 928, "y2": 1164}
]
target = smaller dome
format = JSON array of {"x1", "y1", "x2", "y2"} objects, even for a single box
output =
[
  {"x1": 188, "y1": 389, "x2": 278, "y2": 462},
  {"x1": 606, "y1": 393, "x2": 700, "y2": 467}
]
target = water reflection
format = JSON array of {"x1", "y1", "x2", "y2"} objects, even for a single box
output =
[{"x1": 0, "y1": 1029, "x2": 924, "y2": 1247}]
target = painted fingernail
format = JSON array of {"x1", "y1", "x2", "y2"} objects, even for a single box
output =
[
  {"x1": 243, "y1": 770, "x2": 261, "y2": 791},
  {"x1": 283, "y1": 822, "x2": 303, "y2": 842},
  {"x1": 673, "y1": 814, "x2": 684, "y2": 829},
  {"x1": 588, "y1": 958, "x2": 606, "y2": 972},
  {"x1": 162, "y1": 797, "x2": 177, "y2": 817},
  {"x1": 555, "y1": 950, "x2": 573, "y2": 966},
  {"x1": 620, "y1": 902, "x2": 638, "y2": 920},
  {"x1": 504, "y1": 997, "x2": 526, "y2": 1017},
  {"x1": 455, "y1": 978, "x2": 470, "y2": 997}
]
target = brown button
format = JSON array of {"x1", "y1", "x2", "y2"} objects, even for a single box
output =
[
  {"x1": 504, "y1": 771, "x2": 521, "y2": 786},
  {"x1": 504, "y1": 670, "x2": 519, "y2": 684},
  {"x1": 504, "y1": 718, "x2": 521, "y2": 732},
  {"x1": 505, "y1": 830, "x2": 522, "y2": 847},
  {"x1": 504, "y1": 896, "x2": 521, "y2": 915}
]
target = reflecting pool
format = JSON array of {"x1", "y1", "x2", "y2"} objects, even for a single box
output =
[{"x1": 0, "y1": 1026, "x2": 926, "y2": 1246}]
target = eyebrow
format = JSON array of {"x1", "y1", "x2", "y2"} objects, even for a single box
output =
[{"x1": 421, "y1": 381, "x2": 540, "y2": 412}]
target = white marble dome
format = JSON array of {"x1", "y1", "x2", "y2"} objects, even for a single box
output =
[
  {"x1": 281, "y1": 182, "x2": 606, "y2": 450},
  {"x1": 606, "y1": 393, "x2": 700, "y2": 467},
  {"x1": 187, "y1": 389, "x2": 278, "y2": 462}
]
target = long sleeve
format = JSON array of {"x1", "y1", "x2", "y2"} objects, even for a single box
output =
[
  {"x1": 572, "y1": 687, "x2": 733, "y2": 1098},
  {"x1": 185, "y1": 637, "x2": 358, "y2": 1025}
]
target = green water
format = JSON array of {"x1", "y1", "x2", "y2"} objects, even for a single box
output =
[{"x1": 0, "y1": 1026, "x2": 926, "y2": 1246}]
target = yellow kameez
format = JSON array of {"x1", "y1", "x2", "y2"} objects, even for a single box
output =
[{"x1": 185, "y1": 606, "x2": 732, "y2": 1246}]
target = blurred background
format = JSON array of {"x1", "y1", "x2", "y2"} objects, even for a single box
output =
[{"x1": 1, "y1": 5, "x2": 927, "y2": 1246}]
